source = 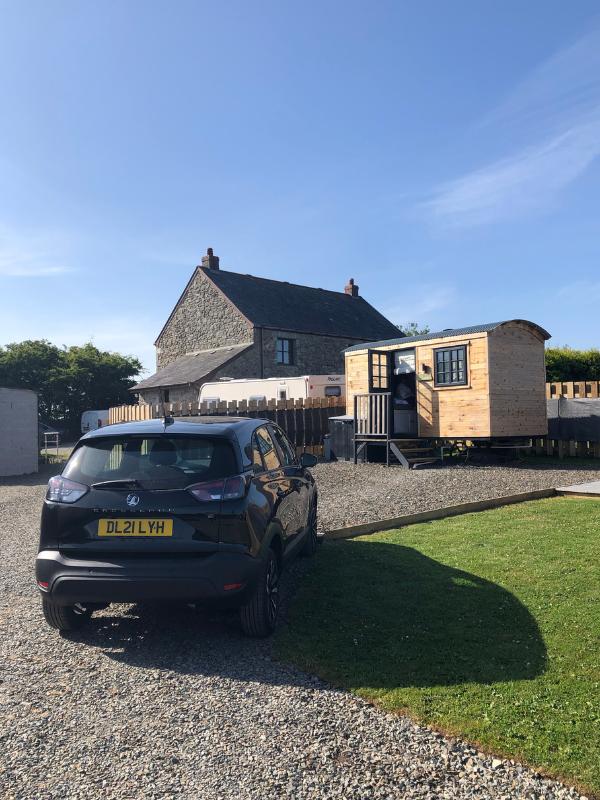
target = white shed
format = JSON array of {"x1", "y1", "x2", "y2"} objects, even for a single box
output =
[{"x1": 0, "y1": 388, "x2": 39, "y2": 476}]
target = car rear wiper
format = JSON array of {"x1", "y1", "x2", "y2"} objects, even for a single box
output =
[{"x1": 91, "y1": 479, "x2": 144, "y2": 490}]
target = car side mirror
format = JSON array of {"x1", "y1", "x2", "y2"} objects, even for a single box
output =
[{"x1": 300, "y1": 452, "x2": 318, "y2": 468}]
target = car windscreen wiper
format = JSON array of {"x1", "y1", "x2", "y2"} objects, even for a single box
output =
[{"x1": 91, "y1": 479, "x2": 144, "y2": 490}]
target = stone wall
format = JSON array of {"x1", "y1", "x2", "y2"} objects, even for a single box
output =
[
  {"x1": 156, "y1": 269, "x2": 252, "y2": 369},
  {"x1": 260, "y1": 329, "x2": 357, "y2": 377},
  {"x1": 136, "y1": 385, "x2": 199, "y2": 406},
  {"x1": 138, "y1": 330, "x2": 365, "y2": 405}
]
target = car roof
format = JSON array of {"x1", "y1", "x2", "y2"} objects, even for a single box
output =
[{"x1": 81, "y1": 416, "x2": 267, "y2": 441}]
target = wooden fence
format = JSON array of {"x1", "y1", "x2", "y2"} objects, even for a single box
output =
[
  {"x1": 532, "y1": 438, "x2": 600, "y2": 460},
  {"x1": 543, "y1": 381, "x2": 600, "y2": 458},
  {"x1": 108, "y1": 387, "x2": 600, "y2": 461},
  {"x1": 546, "y1": 380, "x2": 600, "y2": 398},
  {"x1": 108, "y1": 397, "x2": 346, "y2": 454}
]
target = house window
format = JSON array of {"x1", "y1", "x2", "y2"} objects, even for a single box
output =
[
  {"x1": 434, "y1": 345, "x2": 467, "y2": 386},
  {"x1": 162, "y1": 389, "x2": 170, "y2": 402},
  {"x1": 275, "y1": 338, "x2": 294, "y2": 365}
]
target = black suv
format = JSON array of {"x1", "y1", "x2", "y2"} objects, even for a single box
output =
[{"x1": 36, "y1": 416, "x2": 318, "y2": 637}]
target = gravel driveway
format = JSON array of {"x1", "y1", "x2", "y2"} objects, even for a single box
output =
[
  {"x1": 314, "y1": 461, "x2": 600, "y2": 531},
  {"x1": 0, "y1": 469, "x2": 586, "y2": 799}
]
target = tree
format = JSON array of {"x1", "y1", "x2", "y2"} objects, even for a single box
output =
[
  {"x1": 545, "y1": 347, "x2": 600, "y2": 382},
  {"x1": 0, "y1": 340, "x2": 142, "y2": 433},
  {"x1": 398, "y1": 322, "x2": 431, "y2": 337}
]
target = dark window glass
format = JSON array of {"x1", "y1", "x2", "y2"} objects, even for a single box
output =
[
  {"x1": 275, "y1": 338, "x2": 294, "y2": 365},
  {"x1": 434, "y1": 345, "x2": 467, "y2": 386},
  {"x1": 63, "y1": 436, "x2": 237, "y2": 489},
  {"x1": 271, "y1": 426, "x2": 296, "y2": 466},
  {"x1": 325, "y1": 386, "x2": 341, "y2": 397},
  {"x1": 255, "y1": 426, "x2": 281, "y2": 471}
]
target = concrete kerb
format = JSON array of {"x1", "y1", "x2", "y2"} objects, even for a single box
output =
[{"x1": 323, "y1": 488, "x2": 558, "y2": 540}]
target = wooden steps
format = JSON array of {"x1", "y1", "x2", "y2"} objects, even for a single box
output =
[
  {"x1": 389, "y1": 440, "x2": 440, "y2": 469},
  {"x1": 354, "y1": 434, "x2": 441, "y2": 469}
]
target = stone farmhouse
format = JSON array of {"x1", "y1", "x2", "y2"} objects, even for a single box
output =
[{"x1": 132, "y1": 248, "x2": 400, "y2": 405}]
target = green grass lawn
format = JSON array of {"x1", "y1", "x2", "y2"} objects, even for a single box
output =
[{"x1": 277, "y1": 498, "x2": 600, "y2": 794}]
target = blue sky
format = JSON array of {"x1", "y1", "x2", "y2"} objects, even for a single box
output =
[{"x1": 1, "y1": 1, "x2": 599, "y2": 376}]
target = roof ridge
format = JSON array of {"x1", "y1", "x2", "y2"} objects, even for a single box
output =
[{"x1": 201, "y1": 266, "x2": 366, "y2": 299}]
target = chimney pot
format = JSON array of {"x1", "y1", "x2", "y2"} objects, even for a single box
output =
[
  {"x1": 344, "y1": 277, "x2": 359, "y2": 297},
  {"x1": 201, "y1": 247, "x2": 220, "y2": 270}
]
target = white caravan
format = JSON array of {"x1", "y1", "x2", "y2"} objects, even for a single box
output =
[
  {"x1": 198, "y1": 375, "x2": 344, "y2": 405},
  {"x1": 81, "y1": 409, "x2": 109, "y2": 434}
]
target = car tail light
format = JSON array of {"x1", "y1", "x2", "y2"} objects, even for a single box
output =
[
  {"x1": 46, "y1": 476, "x2": 89, "y2": 504},
  {"x1": 187, "y1": 475, "x2": 247, "y2": 503}
]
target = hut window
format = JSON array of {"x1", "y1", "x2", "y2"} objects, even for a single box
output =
[
  {"x1": 434, "y1": 345, "x2": 467, "y2": 386},
  {"x1": 369, "y1": 351, "x2": 390, "y2": 391},
  {"x1": 276, "y1": 338, "x2": 294, "y2": 365}
]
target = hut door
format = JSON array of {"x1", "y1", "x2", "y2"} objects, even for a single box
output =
[
  {"x1": 391, "y1": 348, "x2": 418, "y2": 436},
  {"x1": 368, "y1": 350, "x2": 391, "y2": 393}
]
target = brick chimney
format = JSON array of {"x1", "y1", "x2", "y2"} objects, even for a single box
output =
[
  {"x1": 344, "y1": 277, "x2": 359, "y2": 297},
  {"x1": 201, "y1": 247, "x2": 220, "y2": 270}
]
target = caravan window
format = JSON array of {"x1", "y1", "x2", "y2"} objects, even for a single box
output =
[
  {"x1": 434, "y1": 345, "x2": 467, "y2": 386},
  {"x1": 324, "y1": 386, "x2": 341, "y2": 397}
]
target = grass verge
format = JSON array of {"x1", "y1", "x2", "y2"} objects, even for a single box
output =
[{"x1": 277, "y1": 498, "x2": 600, "y2": 793}]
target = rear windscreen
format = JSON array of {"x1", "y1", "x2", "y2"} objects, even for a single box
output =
[{"x1": 63, "y1": 436, "x2": 238, "y2": 489}]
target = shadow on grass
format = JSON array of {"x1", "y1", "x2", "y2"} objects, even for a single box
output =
[
  {"x1": 58, "y1": 540, "x2": 546, "y2": 691},
  {"x1": 280, "y1": 539, "x2": 547, "y2": 689}
]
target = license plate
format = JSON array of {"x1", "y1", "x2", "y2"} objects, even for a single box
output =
[{"x1": 98, "y1": 519, "x2": 173, "y2": 537}]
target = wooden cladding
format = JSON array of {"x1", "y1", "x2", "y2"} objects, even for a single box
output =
[{"x1": 546, "y1": 381, "x2": 600, "y2": 399}]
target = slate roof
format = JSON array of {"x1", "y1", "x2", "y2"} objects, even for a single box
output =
[
  {"x1": 132, "y1": 343, "x2": 252, "y2": 391},
  {"x1": 202, "y1": 268, "x2": 400, "y2": 340},
  {"x1": 344, "y1": 320, "x2": 551, "y2": 353}
]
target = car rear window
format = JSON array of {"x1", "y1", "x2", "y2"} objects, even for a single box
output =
[{"x1": 63, "y1": 435, "x2": 238, "y2": 489}]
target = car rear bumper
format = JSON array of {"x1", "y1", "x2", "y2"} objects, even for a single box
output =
[{"x1": 35, "y1": 549, "x2": 262, "y2": 607}]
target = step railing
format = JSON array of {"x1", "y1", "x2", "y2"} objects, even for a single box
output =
[{"x1": 354, "y1": 392, "x2": 391, "y2": 437}]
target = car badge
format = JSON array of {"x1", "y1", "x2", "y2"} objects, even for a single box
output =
[{"x1": 126, "y1": 494, "x2": 140, "y2": 507}]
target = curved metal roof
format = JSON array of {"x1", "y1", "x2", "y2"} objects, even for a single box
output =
[{"x1": 343, "y1": 319, "x2": 550, "y2": 353}]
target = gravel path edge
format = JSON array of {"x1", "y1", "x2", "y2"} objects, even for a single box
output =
[{"x1": 325, "y1": 486, "x2": 557, "y2": 538}]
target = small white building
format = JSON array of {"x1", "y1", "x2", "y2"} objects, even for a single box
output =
[{"x1": 0, "y1": 388, "x2": 38, "y2": 476}]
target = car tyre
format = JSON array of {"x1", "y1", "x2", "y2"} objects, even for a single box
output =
[
  {"x1": 239, "y1": 549, "x2": 280, "y2": 637},
  {"x1": 301, "y1": 502, "x2": 318, "y2": 557},
  {"x1": 42, "y1": 599, "x2": 91, "y2": 631}
]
